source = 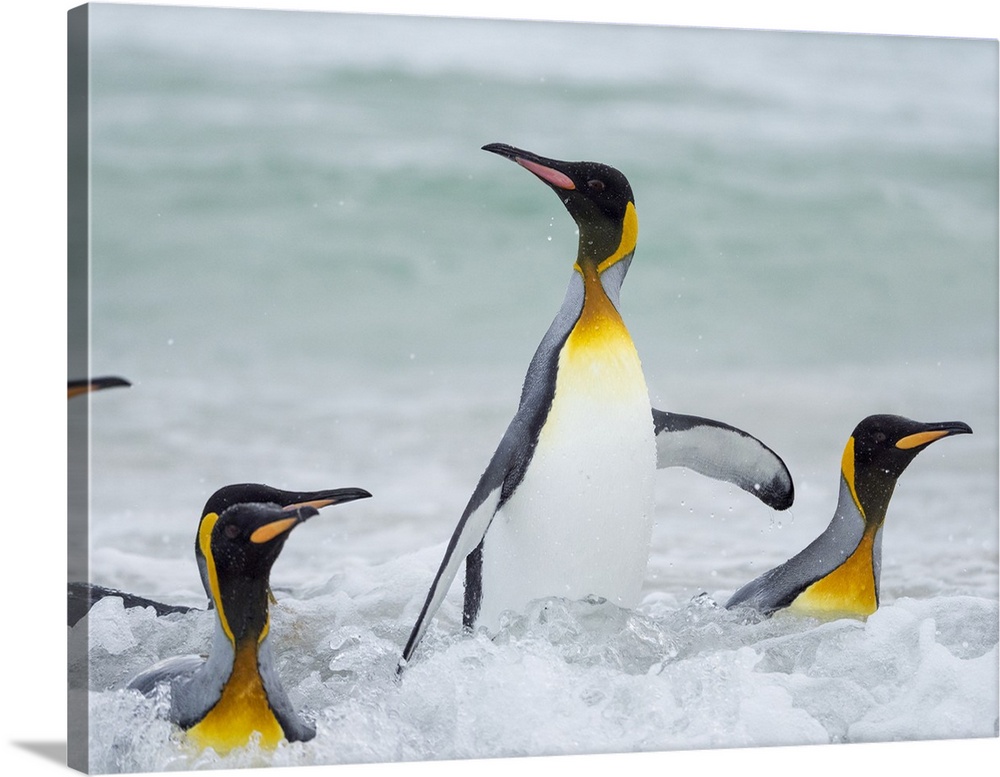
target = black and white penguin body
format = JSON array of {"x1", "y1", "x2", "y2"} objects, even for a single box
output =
[{"x1": 399, "y1": 144, "x2": 794, "y2": 669}]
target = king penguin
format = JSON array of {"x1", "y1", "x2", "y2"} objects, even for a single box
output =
[
  {"x1": 128, "y1": 490, "x2": 370, "y2": 753},
  {"x1": 726, "y1": 414, "x2": 971, "y2": 618},
  {"x1": 398, "y1": 143, "x2": 795, "y2": 669}
]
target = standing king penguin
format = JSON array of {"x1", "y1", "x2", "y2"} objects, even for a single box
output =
[
  {"x1": 398, "y1": 143, "x2": 795, "y2": 669},
  {"x1": 726, "y1": 414, "x2": 971, "y2": 618},
  {"x1": 128, "y1": 489, "x2": 370, "y2": 753}
]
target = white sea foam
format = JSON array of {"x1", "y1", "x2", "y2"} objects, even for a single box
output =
[{"x1": 78, "y1": 579, "x2": 998, "y2": 772}]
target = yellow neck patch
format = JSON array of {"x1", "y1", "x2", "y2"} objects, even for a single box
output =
[
  {"x1": 788, "y1": 526, "x2": 878, "y2": 618},
  {"x1": 186, "y1": 642, "x2": 285, "y2": 753},
  {"x1": 596, "y1": 201, "x2": 638, "y2": 273},
  {"x1": 199, "y1": 513, "x2": 235, "y2": 645},
  {"x1": 841, "y1": 437, "x2": 865, "y2": 519},
  {"x1": 544, "y1": 263, "x2": 647, "y2": 442},
  {"x1": 565, "y1": 264, "x2": 637, "y2": 357}
]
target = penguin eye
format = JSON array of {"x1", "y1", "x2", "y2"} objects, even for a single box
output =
[
  {"x1": 587, "y1": 179, "x2": 606, "y2": 193},
  {"x1": 873, "y1": 432, "x2": 887, "y2": 444},
  {"x1": 224, "y1": 524, "x2": 241, "y2": 540}
]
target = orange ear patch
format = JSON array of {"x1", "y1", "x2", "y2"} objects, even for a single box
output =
[{"x1": 249, "y1": 517, "x2": 298, "y2": 544}]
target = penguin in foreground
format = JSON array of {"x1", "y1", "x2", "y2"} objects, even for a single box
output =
[
  {"x1": 398, "y1": 143, "x2": 794, "y2": 670},
  {"x1": 68, "y1": 483, "x2": 370, "y2": 626},
  {"x1": 67, "y1": 376, "x2": 131, "y2": 398},
  {"x1": 128, "y1": 489, "x2": 371, "y2": 753},
  {"x1": 726, "y1": 414, "x2": 971, "y2": 618}
]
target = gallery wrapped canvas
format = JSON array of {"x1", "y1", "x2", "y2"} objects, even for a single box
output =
[{"x1": 68, "y1": 2, "x2": 998, "y2": 773}]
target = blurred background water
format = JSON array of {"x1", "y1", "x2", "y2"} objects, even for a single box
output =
[{"x1": 75, "y1": 4, "x2": 997, "y2": 772}]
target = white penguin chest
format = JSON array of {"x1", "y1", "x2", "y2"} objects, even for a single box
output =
[{"x1": 478, "y1": 309, "x2": 657, "y2": 631}]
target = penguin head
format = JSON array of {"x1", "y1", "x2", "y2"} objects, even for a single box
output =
[
  {"x1": 200, "y1": 483, "x2": 372, "y2": 520},
  {"x1": 209, "y1": 502, "x2": 314, "y2": 578},
  {"x1": 843, "y1": 414, "x2": 972, "y2": 523},
  {"x1": 483, "y1": 143, "x2": 637, "y2": 269},
  {"x1": 195, "y1": 484, "x2": 372, "y2": 603},
  {"x1": 200, "y1": 501, "x2": 317, "y2": 643}
]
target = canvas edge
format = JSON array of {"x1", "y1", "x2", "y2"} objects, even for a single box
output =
[{"x1": 67, "y1": 3, "x2": 91, "y2": 773}]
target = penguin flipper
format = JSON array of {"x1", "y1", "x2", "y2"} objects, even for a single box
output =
[
  {"x1": 397, "y1": 384, "x2": 549, "y2": 673},
  {"x1": 68, "y1": 582, "x2": 196, "y2": 627},
  {"x1": 652, "y1": 409, "x2": 794, "y2": 510},
  {"x1": 397, "y1": 488, "x2": 502, "y2": 673},
  {"x1": 127, "y1": 654, "x2": 207, "y2": 696}
]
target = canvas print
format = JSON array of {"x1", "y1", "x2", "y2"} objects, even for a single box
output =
[{"x1": 68, "y1": 3, "x2": 999, "y2": 773}]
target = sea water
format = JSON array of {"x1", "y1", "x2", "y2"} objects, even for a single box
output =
[{"x1": 74, "y1": 5, "x2": 997, "y2": 772}]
